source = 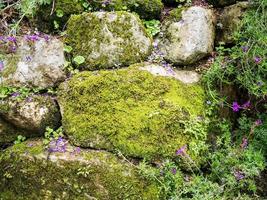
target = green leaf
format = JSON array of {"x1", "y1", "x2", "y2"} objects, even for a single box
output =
[
  {"x1": 56, "y1": 9, "x2": 64, "y2": 18},
  {"x1": 73, "y1": 56, "x2": 85, "y2": 65},
  {"x1": 64, "y1": 45, "x2": 73, "y2": 53}
]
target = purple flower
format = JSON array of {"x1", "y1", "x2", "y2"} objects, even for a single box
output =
[
  {"x1": 232, "y1": 102, "x2": 241, "y2": 112},
  {"x1": 48, "y1": 137, "x2": 68, "y2": 153},
  {"x1": 0, "y1": 61, "x2": 4, "y2": 72},
  {"x1": 257, "y1": 81, "x2": 263, "y2": 86},
  {"x1": 9, "y1": 45, "x2": 17, "y2": 52},
  {"x1": 25, "y1": 34, "x2": 39, "y2": 42},
  {"x1": 240, "y1": 137, "x2": 248, "y2": 149},
  {"x1": 255, "y1": 119, "x2": 262, "y2": 126},
  {"x1": 171, "y1": 168, "x2": 177, "y2": 175},
  {"x1": 27, "y1": 143, "x2": 34, "y2": 147},
  {"x1": 241, "y1": 46, "x2": 249, "y2": 53},
  {"x1": 25, "y1": 56, "x2": 32, "y2": 62},
  {"x1": 241, "y1": 101, "x2": 250, "y2": 109},
  {"x1": 7, "y1": 36, "x2": 16, "y2": 43},
  {"x1": 234, "y1": 170, "x2": 245, "y2": 181},
  {"x1": 11, "y1": 92, "x2": 20, "y2": 98},
  {"x1": 176, "y1": 145, "x2": 187, "y2": 156},
  {"x1": 254, "y1": 56, "x2": 262, "y2": 64}
]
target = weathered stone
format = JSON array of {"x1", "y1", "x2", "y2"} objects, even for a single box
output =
[
  {"x1": 216, "y1": 2, "x2": 249, "y2": 44},
  {"x1": 66, "y1": 11, "x2": 152, "y2": 70},
  {"x1": 0, "y1": 140, "x2": 159, "y2": 199},
  {"x1": 58, "y1": 64, "x2": 208, "y2": 163},
  {"x1": 0, "y1": 36, "x2": 66, "y2": 89},
  {"x1": 159, "y1": 7, "x2": 216, "y2": 65},
  {"x1": 139, "y1": 63, "x2": 201, "y2": 84},
  {"x1": 0, "y1": 95, "x2": 61, "y2": 134}
]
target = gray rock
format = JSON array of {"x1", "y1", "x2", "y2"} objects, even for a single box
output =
[
  {"x1": 66, "y1": 11, "x2": 152, "y2": 70},
  {"x1": 0, "y1": 95, "x2": 61, "y2": 133},
  {"x1": 139, "y1": 63, "x2": 201, "y2": 84},
  {"x1": 216, "y1": 2, "x2": 249, "y2": 44},
  {"x1": 0, "y1": 37, "x2": 66, "y2": 89},
  {"x1": 159, "y1": 7, "x2": 216, "y2": 65}
]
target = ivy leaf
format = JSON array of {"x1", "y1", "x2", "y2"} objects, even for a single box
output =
[
  {"x1": 64, "y1": 45, "x2": 73, "y2": 53},
  {"x1": 73, "y1": 56, "x2": 85, "y2": 65}
]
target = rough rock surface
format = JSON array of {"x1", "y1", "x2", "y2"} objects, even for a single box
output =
[
  {"x1": 66, "y1": 11, "x2": 152, "y2": 70},
  {"x1": 0, "y1": 140, "x2": 159, "y2": 199},
  {"x1": 217, "y1": 2, "x2": 249, "y2": 44},
  {"x1": 0, "y1": 37, "x2": 66, "y2": 89},
  {"x1": 140, "y1": 63, "x2": 201, "y2": 84},
  {"x1": 159, "y1": 7, "x2": 216, "y2": 65},
  {"x1": 58, "y1": 64, "x2": 207, "y2": 162},
  {"x1": 0, "y1": 95, "x2": 61, "y2": 134}
]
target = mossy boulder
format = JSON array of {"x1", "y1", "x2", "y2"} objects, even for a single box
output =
[
  {"x1": 216, "y1": 2, "x2": 249, "y2": 44},
  {"x1": 31, "y1": 0, "x2": 84, "y2": 32},
  {"x1": 58, "y1": 63, "x2": 208, "y2": 163},
  {"x1": 89, "y1": 0, "x2": 164, "y2": 20},
  {"x1": 0, "y1": 36, "x2": 66, "y2": 89},
  {"x1": 0, "y1": 140, "x2": 159, "y2": 199},
  {"x1": 0, "y1": 118, "x2": 27, "y2": 145},
  {"x1": 66, "y1": 11, "x2": 152, "y2": 70},
  {"x1": 0, "y1": 95, "x2": 61, "y2": 134}
]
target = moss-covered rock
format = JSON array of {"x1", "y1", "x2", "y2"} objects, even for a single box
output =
[
  {"x1": 0, "y1": 140, "x2": 160, "y2": 199},
  {"x1": 89, "y1": 0, "x2": 164, "y2": 20},
  {"x1": 32, "y1": 0, "x2": 84, "y2": 32},
  {"x1": 66, "y1": 11, "x2": 152, "y2": 70},
  {"x1": 216, "y1": 2, "x2": 249, "y2": 44},
  {"x1": 0, "y1": 118, "x2": 27, "y2": 145},
  {"x1": 58, "y1": 64, "x2": 208, "y2": 163},
  {"x1": 0, "y1": 95, "x2": 61, "y2": 134}
]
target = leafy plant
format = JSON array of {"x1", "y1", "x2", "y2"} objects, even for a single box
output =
[
  {"x1": 14, "y1": 135, "x2": 26, "y2": 144},
  {"x1": 143, "y1": 20, "x2": 161, "y2": 37},
  {"x1": 73, "y1": 55, "x2": 85, "y2": 65},
  {"x1": 43, "y1": 126, "x2": 63, "y2": 146}
]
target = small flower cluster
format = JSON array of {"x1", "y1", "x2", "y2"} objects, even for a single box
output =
[
  {"x1": 240, "y1": 46, "x2": 262, "y2": 65},
  {"x1": 232, "y1": 101, "x2": 250, "y2": 112},
  {"x1": 48, "y1": 137, "x2": 68, "y2": 153},
  {"x1": 0, "y1": 36, "x2": 17, "y2": 53},
  {"x1": 234, "y1": 170, "x2": 245, "y2": 181}
]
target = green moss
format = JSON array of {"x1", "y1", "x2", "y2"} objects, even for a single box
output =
[
  {"x1": 1, "y1": 54, "x2": 20, "y2": 79},
  {"x1": 89, "y1": 0, "x2": 163, "y2": 20},
  {"x1": 0, "y1": 140, "x2": 160, "y2": 199},
  {"x1": 168, "y1": 7, "x2": 185, "y2": 21},
  {"x1": 0, "y1": 118, "x2": 26, "y2": 144},
  {"x1": 33, "y1": 0, "x2": 84, "y2": 32},
  {"x1": 66, "y1": 12, "x2": 152, "y2": 70},
  {"x1": 58, "y1": 65, "x2": 206, "y2": 162}
]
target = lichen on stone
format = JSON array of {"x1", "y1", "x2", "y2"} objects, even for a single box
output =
[{"x1": 58, "y1": 64, "x2": 207, "y2": 163}]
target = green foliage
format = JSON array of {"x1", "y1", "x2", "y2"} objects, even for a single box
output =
[
  {"x1": 43, "y1": 126, "x2": 63, "y2": 146},
  {"x1": 203, "y1": 0, "x2": 267, "y2": 97},
  {"x1": 14, "y1": 135, "x2": 26, "y2": 144},
  {"x1": 73, "y1": 55, "x2": 85, "y2": 65},
  {"x1": 143, "y1": 20, "x2": 161, "y2": 37}
]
